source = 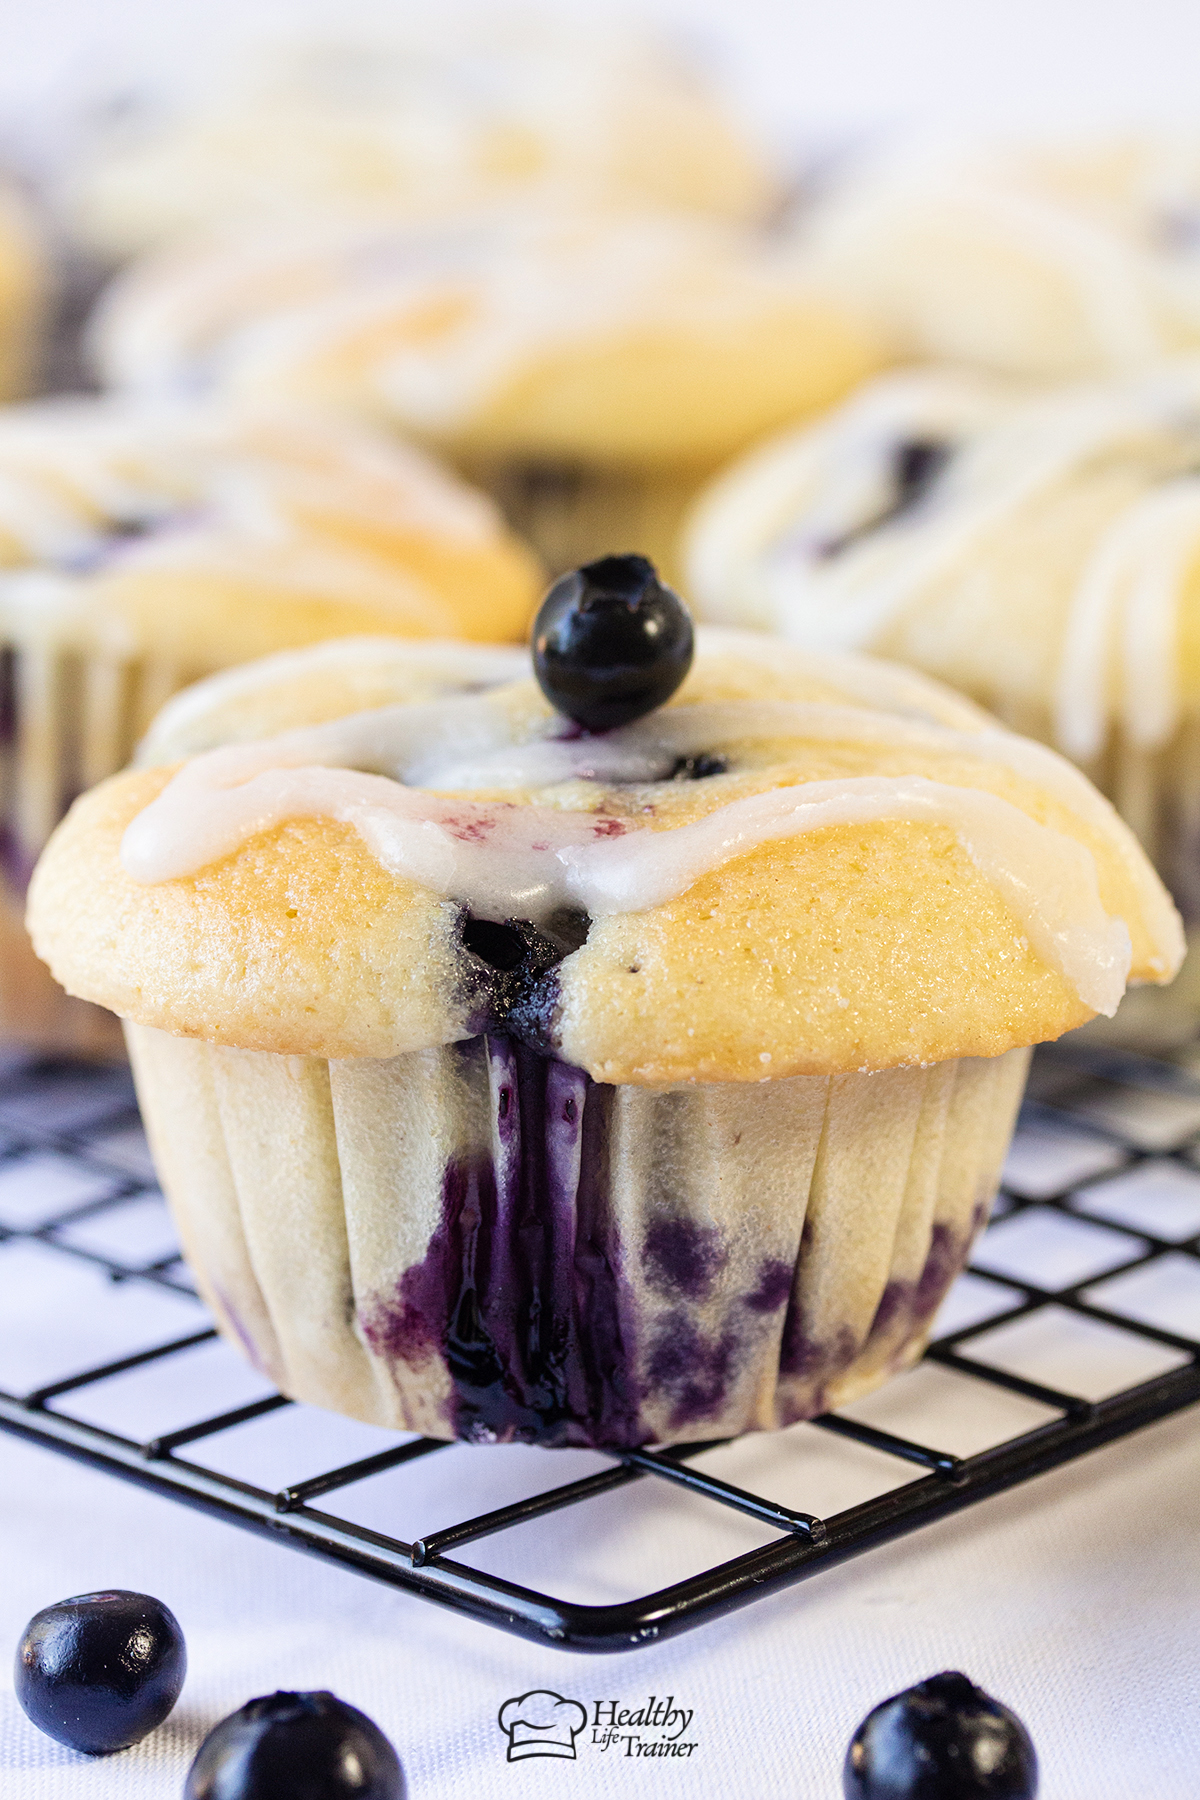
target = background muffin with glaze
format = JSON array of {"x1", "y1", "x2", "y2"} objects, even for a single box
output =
[
  {"x1": 89, "y1": 202, "x2": 890, "y2": 581},
  {"x1": 61, "y1": 17, "x2": 776, "y2": 262},
  {"x1": 0, "y1": 395, "x2": 540, "y2": 1053},
  {"x1": 802, "y1": 133, "x2": 1200, "y2": 379}
]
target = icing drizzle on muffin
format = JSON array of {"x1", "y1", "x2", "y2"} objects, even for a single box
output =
[
  {"x1": 686, "y1": 362, "x2": 1200, "y2": 765},
  {"x1": 118, "y1": 563, "x2": 1183, "y2": 1018}
]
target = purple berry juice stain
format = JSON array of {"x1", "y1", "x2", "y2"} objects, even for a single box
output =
[
  {"x1": 643, "y1": 1217, "x2": 727, "y2": 1302},
  {"x1": 744, "y1": 1257, "x2": 794, "y2": 1315},
  {"x1": 362, "y1": 1037, "x2": 646, "y2": 1449},
  {"x1": 645, "y1": 1311, "x2": 738, "y2": 1430}
]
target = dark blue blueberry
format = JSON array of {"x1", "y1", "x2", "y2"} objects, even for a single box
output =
[
  {"x1": 14, "y1": 1589, "x2": 186, "y2": 1755},
  {"x1": 185, "y1": 1691, "x2": 405, "y2": 1799},
  {"x1": 844, "y1": 1671, "x2": 1038, "y2": 1799},
  {"x1": 669, "y1": 752, "x2": 728, "y2": 780},
  {"x1": 819, "y1": 437, "x2": 951, "y2": 560},
  {"x1": 532, "y1": 554, "x2": 693, "y2": 732}
]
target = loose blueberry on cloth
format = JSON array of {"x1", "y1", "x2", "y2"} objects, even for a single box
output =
[
  {"x1": 532, "y1": 551, "x2": 694, "y2": 730},
  {"x1": 14, "y1": 1589, "x2": 186, "y2": 1754},
  {"x1": 185, "y1": 1690, "x2": 406, "y2": 1799},
  {"x1": 844, "y1": 1670, "x2": 1038, "y2": 1798}
]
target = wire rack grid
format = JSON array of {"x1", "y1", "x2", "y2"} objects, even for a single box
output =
[{"x1": 0, "y1": 1040, "x2": 1197, "y2": 1654}]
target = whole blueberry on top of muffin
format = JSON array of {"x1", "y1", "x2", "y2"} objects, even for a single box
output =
[{"x1": 532, "y1": 553, "x2": 694, "y2": 731}]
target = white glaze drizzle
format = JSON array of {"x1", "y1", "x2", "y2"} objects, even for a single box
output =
[
  {"x1": 810, "y1": 149, "x2": 1175, "y2": 368},
  {"x1": 0, "y1": 396, "x2": 503, "y2": 569},
  {"x1": 1056, "y1": 478, "x2": 1200, "y2": 759},
  {"x1": 97, "y1": 206, "x2": 828, "y2": 437},
  {"x1": 119, "y1": 692, "x2": 1176, "y2": 1015},
  {"x1": 137, "y1": 637, "x2": 529, "y2": 764},
  {"x1": 911, "y1": 179, "x2": 1164, "y2": 367},
  {"x1": 690, "y1": 365, "x2": 1200, "y2": 759}
]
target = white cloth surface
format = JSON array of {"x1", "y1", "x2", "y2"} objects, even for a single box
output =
[{"x1": 1, "y1": 1410, "x2": 1197, "y2": 1797}]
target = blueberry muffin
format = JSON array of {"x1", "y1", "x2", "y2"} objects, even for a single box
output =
[
  {"x1": 27, "y1": 561, "x2": 1179, "y2": 1443},
  {"x1": 805, "y1": 134, "x2": 1200, "y2": 379},
  {"x1": 90, "y1": 204, "x2": 889, "y2": 580},
  {"x1": 64, "y1": 20, "x2": 775, "y2": 262},
  {"x1": 0, "y1": 396, "x2": 540, "y2": 1052}
]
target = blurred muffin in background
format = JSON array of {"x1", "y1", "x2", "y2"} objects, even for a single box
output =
[
  {"x1": 62, "y1": 17, "x2": 775, "y2": 263},
  {"x1": 804, "y1": 134, "x2": 1200, "y2": 380},
  {"x1": 684, "y1": 360, "x2": 1200, "y2": 949},
  {"x1": 0, "y1": 395, "x2": 539, "y2": 1052},
  {"x1": 90, "y1": 204, "x2": 891, "y2": 576},
  {"x1": 0, "y1": 179, "x2": 47, "y2": 397}
]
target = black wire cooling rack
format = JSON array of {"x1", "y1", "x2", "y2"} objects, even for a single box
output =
[{"x1": 0, "y1": 1040, "x2": 1197, "y2": 1654}]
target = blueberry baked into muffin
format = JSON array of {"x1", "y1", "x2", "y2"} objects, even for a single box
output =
[
  {"x1": 28, "y1": 561, "x2": 1180, "y2": 1444},
  {"x1": 90, "y1": 204, "x2": 889, "y2": 580},
  {"x1": 0, "y1": 396, "x2": 539, "y2": 1052}
]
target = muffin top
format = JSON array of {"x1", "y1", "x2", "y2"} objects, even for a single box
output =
[
  {"x1": 0, "y1": 397, "x2": 541, "y2": 662},
  {"x1": 64, "y1": 21, "x2": 775, "y2": 260},
  {"x1": 90, "y1": 205, "x2": 889, "y2": 469},
  {"x1": 29, "y1": 564, "x2": 1181, "y2": 1082},
  {"x1": 803, "y1": 133, "x2": 1200, "y2": 379},
  {"x1": 685, "y1": 361, "x2": 1200, "y2": 762}
]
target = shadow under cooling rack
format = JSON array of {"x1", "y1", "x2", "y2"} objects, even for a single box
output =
[{"x1": 0, "y1": 1042, "x2": 1197, "y2": 1653}]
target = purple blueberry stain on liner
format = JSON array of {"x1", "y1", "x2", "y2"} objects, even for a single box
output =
[
  {"x1": 861, "y1": 1207, "x2": 989, "y2": 1357},
  {"x1": 913, "y1": 1219, "x2": 969, "y2": 1315},
  {"x1": 646, "y1": 1310, "x2": 739, "y2": 1431},
  {"x1": 361, "y1": 1037, "x2": 645, "y2": 1448},
  {"x1": 778, "y1": 1316, "x2": 859, "y2": 1386},
  {"x1": 744, "y1": 1257, "x2": 795, "y2": 1315},
  {"x1": 211, "y1": 1284, "x2": 269, "y2": 1379},
  {"x1": 644, "y1": 1217, "x2": 727, "y2": 1302}
]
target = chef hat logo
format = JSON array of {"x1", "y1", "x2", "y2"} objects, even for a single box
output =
[{"x1": 497, "y1": 1689, "x2": 588, "y2": 1761}]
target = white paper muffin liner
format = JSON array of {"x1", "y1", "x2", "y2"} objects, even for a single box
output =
[
  {"x1": 2, "y1": 641, "x2": 191, "y2": 869},
  {"x1": 127, "y1": 1024, "x2": 1030, "y2": 1448}
]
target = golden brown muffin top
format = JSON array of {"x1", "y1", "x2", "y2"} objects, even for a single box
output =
[{"x1": 28, "y1": 630, "x2": 1182, "y2": 1081}]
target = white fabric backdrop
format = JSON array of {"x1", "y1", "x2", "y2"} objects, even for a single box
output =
[{"x1": 3, "y1": 0, "x2": 1200, "y2": 171}]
